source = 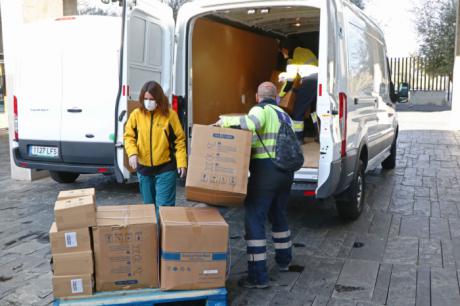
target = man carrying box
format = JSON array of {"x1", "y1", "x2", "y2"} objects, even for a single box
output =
[{"x1": 216, "y1": 82, "x2": 296, "y2": 289}]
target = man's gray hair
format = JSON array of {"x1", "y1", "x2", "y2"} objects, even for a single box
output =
[{"x1": 257, "y1": 82, "x2": 277, "y2": 101}]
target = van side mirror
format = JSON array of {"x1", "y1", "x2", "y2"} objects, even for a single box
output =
[{"x1": 398, "y1": 82, "x2": 409, "y2": 103}]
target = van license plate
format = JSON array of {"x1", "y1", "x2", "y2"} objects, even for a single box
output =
[{"x1": 29, "y1": 146, "x2": 59, "y2": 158}]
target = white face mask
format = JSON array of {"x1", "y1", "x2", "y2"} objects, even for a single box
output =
[{"x1": 144, "y1": 99, "x2": 157, "y2": 111}]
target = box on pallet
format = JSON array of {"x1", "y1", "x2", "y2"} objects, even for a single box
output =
[
  {"x1": 185, "y1": 124, "x2": 252, "y2": 207},
  {"x1": 57, "y1": 188, "x2": 95, "y2": 201},
  {"x1": 160, "y1": 207, "x2": 229, "y2": 291},
  {"x1": 49, "y1": 222, "x2": 91, "y2": 254},
  {"x1": 52, "y1": 250, "x2": 94, "y2": 276},
  {"x1": 92, "y1": 205, "x2": 159, "y2": 292},
  {"x1": 52, "y1": 274, "x2": 94, "y2": 298},
  {"x1": 54, "y1": 195, "x2": 96, "y2": 231}
]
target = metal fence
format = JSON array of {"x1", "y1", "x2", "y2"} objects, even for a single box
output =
[{"x1": 389, "y1": 57, "x2": 452, "y2": 99}]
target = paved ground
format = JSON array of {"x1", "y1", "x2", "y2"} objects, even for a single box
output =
[{"x1": 2, "y1": 112, "x2": 460, "y2": 305}]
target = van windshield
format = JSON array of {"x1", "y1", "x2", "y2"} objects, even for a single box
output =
[{"x1": 69, "y1": 0, "x2": 122, "y2": 17}]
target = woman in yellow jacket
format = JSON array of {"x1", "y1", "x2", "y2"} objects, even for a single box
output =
[{"x1": 124, "y1": 81, "x2": 187, "y2": 208}]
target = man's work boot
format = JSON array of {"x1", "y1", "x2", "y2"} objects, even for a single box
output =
[{"x1": 238, "y1": 277, "x2": 270, "y2": 289}]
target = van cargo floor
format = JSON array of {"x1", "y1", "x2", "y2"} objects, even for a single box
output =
[{"x1": 302, "y1": 138, "x2": 320, "y2": 168}]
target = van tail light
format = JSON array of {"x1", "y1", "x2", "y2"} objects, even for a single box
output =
[
  {"x1": 13, "y1": 95, "x2": 18, "y2": 141},
  {"x1": 172, "y1": 95, "x2": 179, "y2": 113},
  {"x1": 339, "y1": 92, "x2": 347, "y2": 157}
]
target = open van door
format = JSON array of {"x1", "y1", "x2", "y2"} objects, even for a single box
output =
[{"x1": 115, "y1": 0, "x2": 175, "y2": 183}]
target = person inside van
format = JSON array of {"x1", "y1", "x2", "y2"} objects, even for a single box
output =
[
  {"x1": 279, "y1": 47, "x2": 319, "y2": 141},
  {"x1": 124, "y1": 81, "x2": 187, "y2": 211}
]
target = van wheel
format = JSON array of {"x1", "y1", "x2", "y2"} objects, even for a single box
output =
[
  {"x1": 336, "y1": 160, "x2": 365, "y2": 221},
  {"x1": 382, "y1": 135, "x2": 397, "y2": 169},
  {"x1": 49, "y1": 171, "x2": 80, "y2": 184}
]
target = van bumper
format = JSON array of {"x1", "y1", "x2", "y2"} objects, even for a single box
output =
[
  {"x1": 315, "y1": 159, "x2": 342, "y2": 199},
  {"x1": 13, "y1": 148, "x2": 114, "y2": 174}
]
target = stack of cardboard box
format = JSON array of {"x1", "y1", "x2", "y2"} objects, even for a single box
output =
[{"x1": 50, "y1": 188, "x2": 96, "y2": 298}]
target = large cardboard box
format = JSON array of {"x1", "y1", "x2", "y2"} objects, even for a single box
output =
[
  {"x1": 49, "y1": 223, "x2": 91, "y2": 254},
  {"x1": 52, "y1": 250, "x2": 94, "y2": 276},
  {"x1": 54, "y1": 196, "x2": 96, "y2": 230},
  {"x1": 52, "y1": 274, "x2": 93, "y2": 298},
  {"x1": 160, "y1": 207, "x2": 229, "y2": 291},
  {"x1": 92, "y1": 205, "x2": 159, "y2": 292},
  {"x1": 185, "y1": 125, "x2": 252, "y2": 206},
  {"x1": 57, "y1": 188, "x2": 95, "y2": 201}
]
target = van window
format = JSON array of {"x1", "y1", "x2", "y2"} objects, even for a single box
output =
[
  {"x1": 347, "y1": 23, "x2": 373, "y2": 97},
  {"x1": 371, "y1": 41, "x2": 389, "y2": 97},
  {"x1": 127, "y1": 14, "x2": 163, "y2": 99}
]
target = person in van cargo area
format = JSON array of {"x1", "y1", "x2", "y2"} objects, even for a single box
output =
[
  {"x1": 279, "y1": 47, "x2": 319, "y2": 142},
  {"x1": 217, "y1": 82, "x2": 295, "y2": 289},
  {"x1": 124, "y1": 81, "x2": 187, "y2": 210}
]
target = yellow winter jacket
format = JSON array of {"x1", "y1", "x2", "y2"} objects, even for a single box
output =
[{"x1": 124, "y1": 108, "x2": 187, "y2": 169}]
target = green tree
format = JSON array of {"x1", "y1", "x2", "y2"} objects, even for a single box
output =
[
  {"x1": 415, "y1": 0, "x2": 457, "y2": 76},
  {"x1": 350, "y1": 0, "x2": 365, "y2": 10}
]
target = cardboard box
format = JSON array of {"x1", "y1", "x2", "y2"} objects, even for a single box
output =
[
  {"x1": 53, "y1": 250, "x2": 94, "y2": 276},
  {"x1": 49, "y1": 223, "x2": 91, "y2": 254},
  {"x1": 92, "y1": 205, "x2": 159, "y2": 292},
  {"x1": 185, "y1": 125, "x2": 252, "y2": 206},
  {"x1": 278, "y1": 73, "x2": 301, "y2": 115},
  {"x1": 57, "y1": 188, "x2": 95, "y2": 201},
  {"x1": 160, "y1": 207, "x2": 229, "y2": 291},
  {"x1": 54, "y1": 196, "x2": 96, "y2": 230},
  {"x1": 52, "y1": 274, "x2": 93, "y2": 298}
]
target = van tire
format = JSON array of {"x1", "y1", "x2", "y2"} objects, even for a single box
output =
[
  {"x1": 49, "y1": 171, "x2": 80, "y2": 184},
  {"x1": 336, "y1": 160, "x2": 365, "y2": 221},
  {"x1": 382, "y1": 135, "x2": 397, "y2": 169}
]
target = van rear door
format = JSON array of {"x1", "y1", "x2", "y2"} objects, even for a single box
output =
[
  {"x1": 60, "y1": 16, "x2": 121, "y2": 165},
  {"x1": 115, "y1": 1, "x2": 175, "y2": 182},
  {"x1": 17, "y1": 22, "x2": 63, "y2": 161}
]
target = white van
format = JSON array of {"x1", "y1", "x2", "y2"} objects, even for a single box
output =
[{"x1": 13, "y1": 0, "x2": 398, "y2": 220}]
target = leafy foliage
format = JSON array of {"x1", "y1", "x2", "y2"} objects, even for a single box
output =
[{"x1": 415, "y1": 0, "x2": 457, "y2": 76}]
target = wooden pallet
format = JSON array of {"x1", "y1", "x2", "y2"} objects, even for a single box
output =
[{"x1": 54, "y1": 288, "x2": 227, "y2": 306}]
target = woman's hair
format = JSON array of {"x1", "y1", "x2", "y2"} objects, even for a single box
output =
[{"x1": 138, "y1": 81, "x2": 169, "y2": 116}]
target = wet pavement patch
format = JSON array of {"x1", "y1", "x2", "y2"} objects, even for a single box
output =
[
  {"x1": 293, "y1": 243, "x2": 306, "y2": 248},
  {"x1": 334, "y1": 284, "x2": 365, "y2": 292},
  {"x1": 288, "y1": 265, "x2": 305, "y2": 273},
  {"x1": 353, "y1": 242, "x2": 365, "y2": 248},
  {"x1": 0, "y1": 275, "x2": 13, "y2": 282}
]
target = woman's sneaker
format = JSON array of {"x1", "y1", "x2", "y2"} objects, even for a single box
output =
[{"x1": 238, "y1": 277, "x2": 270, "y2": 289}]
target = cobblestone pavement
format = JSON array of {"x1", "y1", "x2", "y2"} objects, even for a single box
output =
[{"x1": 1, "y1": 112, "x2": 460, "y2": 305}]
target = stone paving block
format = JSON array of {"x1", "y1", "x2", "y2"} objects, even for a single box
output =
[
  {"x1": 400, "y1": 215, "x2": 429, "y2": 239},
  {"x1": 312, "y1": 295, "x2": 330, "y2": 306},
  {"x1": 418, "y1": 239, "x2": 442, "y2": 267},
  {"x1": 292, "y1": 228, "x2": 329, "y2": 256},
  {"x1": 337, "y1": 231, "x2": 359, "y2": 259},
  {"x1": 387, "y1": 264, "x2": 417, "y2": 306},
  {"x1": 431, "y1": 201, "x2": 441, "y2": 218},
  {"x1": 430, "y1": 217, "x2": 451, "y2": 240},
  {"x1": 383, "y1": 237, "x2": 418, "y2": 265},
  {"x1": 326, "y1": 298, "x2": 357, "y2": 306},
  {"x1": 440, "y1": 201, "x2": 459, "y2": 219},
  {"x1": 388, "y1": 214, "x2": 402, "y2": 238},
  {"x1": 269, "y1": 291, "x2": 315, "y2": 306},
  {"x1": 315, "y1": 230, "x2": 349, "y2": 258},
  {"x1": 389, "y1": 198, "x2": 414, "y2": 215},
  {"x1": 371, "y1": 263, "x2": 392, "y2": 305},
  {"x1": 349, "y1": 234, "x2": 386, "y2": 262},
  {"x1": 451, "y1": 237, "x2": 460, "y2": 266},
  {"x1": 332, "y1": 259, "x2": 379, "y2": 301},
  {"x1": 431, "y1": 267, "x2": 460, "y2": 306},
  {"x1": 368, "y1": 211, "x2": 392, "y2": 236},
  {"x1": 293, "y1": 257, "x2": 344, "y2": 298},
  {"x1": 441, "y1": 239, "x2": 456, "y2": 269},
  {"x1": 413, "y1": 197, "x2": 431, "y2": 216},
  {"x1": 416, "y1": 265, "x2": 431, "y2": 306}
]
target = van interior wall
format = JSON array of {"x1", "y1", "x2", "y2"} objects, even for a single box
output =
[{"x1": 192, "y1": 18, "x2": 279, "y2": 125}]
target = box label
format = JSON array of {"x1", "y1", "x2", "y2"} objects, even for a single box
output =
[
  {"x1": 70, "y1": 279, "x2": 83, "y2": 294},
  {"x1": 203, "y1": 269, "x2": 219, "y2": 275},
  {"x1": 65, "y1": 232, "x2": 78, "y2": 248}
]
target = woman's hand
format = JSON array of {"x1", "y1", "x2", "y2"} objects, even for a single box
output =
[
  {"x1": 129, "y1": 155, "x2": 138, "y2": 170},
  {"x1": 178, "y1": 167, "x2": 187, "y2": 179}
]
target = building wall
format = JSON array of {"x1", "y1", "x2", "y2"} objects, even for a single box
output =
[{"x1": 452, "y1": 1, "x2": 460, "y2": 130}]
